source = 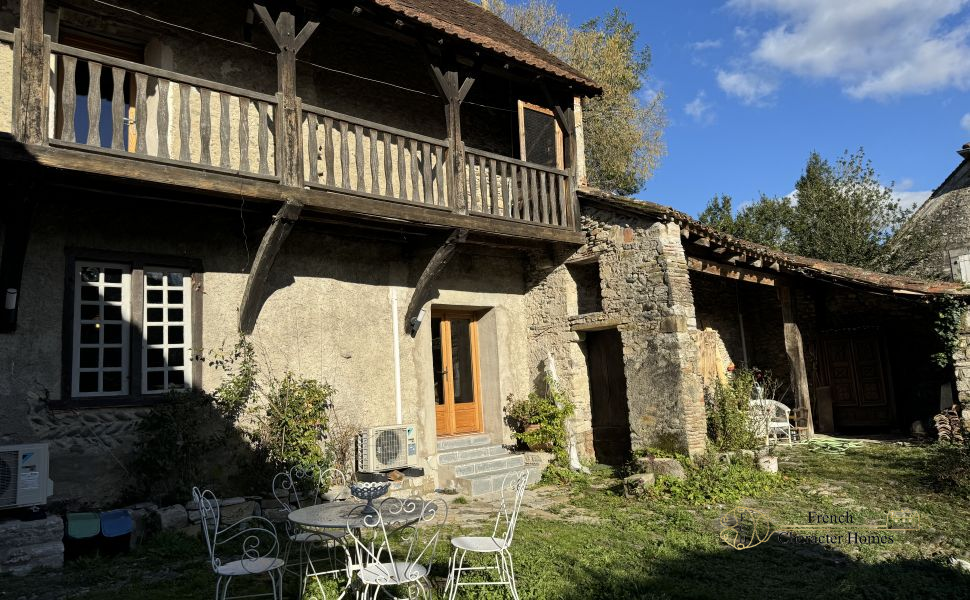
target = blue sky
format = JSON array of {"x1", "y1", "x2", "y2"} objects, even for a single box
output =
[{"x1": 551, "y1": 0, "x2": 970, "y2": 217}]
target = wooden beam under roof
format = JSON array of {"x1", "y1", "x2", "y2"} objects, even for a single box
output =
[{"x1": 687, "y1": 256, "x2": 778, "y2": 287}]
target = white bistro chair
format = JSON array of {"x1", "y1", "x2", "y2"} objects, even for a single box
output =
[
  {"x1": 444, "y1": 471, "x2": 529, "y2": 600},
  {"x1": 193, "y1": 486, "x2": 285, "y2": 600},
  {"x1": 271, "y1": 466, "x2": 352, "y2": 597},
  {"x1": 749, "y1": 399, "x2": 794, "y2": 446},
  {"x1": 346, "y1": 496, "x2": 448, "y2": 600}
]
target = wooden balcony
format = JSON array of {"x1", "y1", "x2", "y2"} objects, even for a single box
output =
[{"x1": 0, "y1": 24, "x2": 581, "y2": 243}]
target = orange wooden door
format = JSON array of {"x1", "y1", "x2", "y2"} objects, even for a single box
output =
[{"x1": 432, "y1": 312, "x2": 483, "y2": 436}]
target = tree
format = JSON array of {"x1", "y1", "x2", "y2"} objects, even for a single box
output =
[
  {"x1": 487, "y1": 1, "x2": 666, "y2": 195},
  {"x1": 697, "y1": 148, "x2": 926, "y2": 273},
  {"x1": 698, "y1": 193, "x2": 792, "y2": 249}
]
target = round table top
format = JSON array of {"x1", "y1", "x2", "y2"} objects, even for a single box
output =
[{"x1": 287, "y1": 498, "x2": 427, "y2": 530}]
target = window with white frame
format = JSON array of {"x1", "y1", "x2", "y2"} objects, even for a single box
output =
[
  {"x1": 69, "y1": 258, "x2": 196, "y2": 401},
  {"x1": 143, "y1": 268, "x2": 192, "y2": 394},
  {"x1": 72, "y1": 262, "x2": 131, "y2": 396}
]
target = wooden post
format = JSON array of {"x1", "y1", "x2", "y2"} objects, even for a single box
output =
[
  {"x1": 429, "y1": 60, "x2": 475, "y2": 215},
  {"x1": 13, "y1": 0, "x2": 50, "y2": 145},
  {"x1": 253, "y1": 4, "x2": 318, "y2": 187},
  {"x1": 404, "y1": 228, "x2": 469, "y2": 336},
  {"x1": 540, "y1": 80, "x2": 578, "y2": 231},
  {"x1": 779, "y1": 285, "x2": 815, "y2": 438}
]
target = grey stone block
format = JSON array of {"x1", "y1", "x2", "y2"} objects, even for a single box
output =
[
  {"x1": 0, "y1": 516, "x2": 63, "y2": 547},
  {"x1": 623, "y1": 473, "x2": 655, "y2": 498},
  {"x1": 652, "y1": 458, "x2": 686, "y2": 480},
  {"x1": 154, "y1": 504, "x2": 188, "y2": 530},
  {"x1": 0, "y1": 540, "x2": 64, "y2": 576}
]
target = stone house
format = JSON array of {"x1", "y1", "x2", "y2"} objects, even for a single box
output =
[{"x1": 1, "y1": 0, "x2": 966, "y2": 509}]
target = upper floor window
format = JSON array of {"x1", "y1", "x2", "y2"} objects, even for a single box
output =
[
  {"x1": 68, "y1": 255, "x2": 198, "y2": 404},
  {"x1": 517, "y1": 101, "x2": 564, "y2": 170},
  {"x1": 953, "y1": 252, "x2": 970, "y2": 282}
]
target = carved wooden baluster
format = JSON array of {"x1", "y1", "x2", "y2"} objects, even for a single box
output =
[
  {"x1": 59, "y1": 55, "x2": 77, "y2": 142},
  {"x1": 383, "y1": 131, "x2": 394, "y2": 198},
  {"x1": 157, "y1": 79, "x2": 170, "y2": 159},
  {"x1": 479, "y1": 155, "x2": 488, "y2": 213},
  {"x1": 354, "y1": 124, "x2": 365, "y2": 191},
  {"x1": 338, "y1": 120, "x2": 350, "y2": 189},
  {"x1": 409, "y1": 139, "x2": 420, "y2": 202},
  {"x1": 134, "y1": 73, "x2": 147, "y2": 155},
  {"x1": 86, "y1": 61, "x2": 102, "y2": 147},
  {"x1": 178, "y1": 83, "x2": 191, "y2": 162},
  {"x1": 323, "y1": 116, "x2": 335, "y2": 186},
  {"x1": 219, "y1": 93, "x2": 230, "y2": 168},
  {"x1": 422, "y1": 142, "x2": 433, "y2": 204},
  {"x1": 467, "y1": 153, "x2": 478, "y2": 211},
  {"x1": 238, "y1": 96, "x2": 250, "y2": 172},
  {"x1": 540, "y1": 171, "x2": 550, "y2": 224},
  {"x1": 500, "y1": 161, "x2": 510, "y2": 217},
  {"x1": 369, "y1": 128, "x2": 379, "y2": 194},
  {"x1": 257, "y1": 101, "x2": 269, "y2": 175},
  {"x1": 434, "y1": 145, "x2": 445, "y2": 206},
  {"x1": 396, "y1": 135, "x2": 407, "y2": 200},
  {"x1": 110, "y1": 67, "x2": 125, "y2": 150},
  {"x1": 199, "y1": 88, "x2": 211, "y2": 165},
  {"x1": 305, "y1": 112, "x2": 318, "y2": 183},
  {"x1": 527, "y1": 168, "x2": 537, "y2": 222},
  {"x1": 509, "y1": 163, "x2": 519, "y2": 219},
  {"x1": 488, "y1": 158, "x2": 498, "y2": 215}
]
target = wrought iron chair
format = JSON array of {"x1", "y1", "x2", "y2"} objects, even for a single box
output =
[
  {"x1": 346, "y1": 496, "x2": 448, "y2": 600},
  {"x1": 192, "y1": 487, "x2": 284, "y2": 600},
  {"x1": 271, "y1": 466, "x2": 352, "y2": 598},
  {"x1": 444, "y1": 471, "x2": 529, "y2": 600},
  {"x1": 749, "y1": 399, "x2": 794, "y2": 446}
]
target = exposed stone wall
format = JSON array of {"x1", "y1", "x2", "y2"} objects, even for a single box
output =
[{"x1": 524, "y1": 204, "x2": 707, "y2": 459}]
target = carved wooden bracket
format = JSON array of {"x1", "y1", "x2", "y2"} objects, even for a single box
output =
[
  {"x1": 405, "y1": 228, "x2": 469, "y2": 336},
  {"x1": 238, "y1": 199, "x2": 304, "y2": 334}
]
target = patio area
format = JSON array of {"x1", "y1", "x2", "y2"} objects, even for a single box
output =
[{"x1": 3, "y1": 442, "x2": 969, "y2": 600}]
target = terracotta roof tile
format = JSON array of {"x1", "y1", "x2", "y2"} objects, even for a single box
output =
[{"x1": 369, "y1": 0, "x2": 600, "y2": 93}]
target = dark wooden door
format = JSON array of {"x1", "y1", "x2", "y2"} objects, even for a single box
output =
[
  {"x1": 822, "y1": 334, "x2": 892, "y2": 429},
  {"x1": 585, "y1": 329, "x2": 631, "y2": 465}
]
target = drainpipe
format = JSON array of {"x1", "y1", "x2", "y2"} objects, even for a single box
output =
[{"x1": 391, "y1": 289, "x2": 403, "y2": 424}]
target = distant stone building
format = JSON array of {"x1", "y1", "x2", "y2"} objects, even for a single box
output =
[{"x1": 900, "y1": 143, "x2": 970, "y2": 281}]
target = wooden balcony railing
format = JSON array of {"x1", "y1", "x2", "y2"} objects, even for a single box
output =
[
  {"x1": 1, "y1": 24, "x2": 577, "y2": 234},
  {"x1": 49, "y1": 42, "x2": 278, "y2": 180}
]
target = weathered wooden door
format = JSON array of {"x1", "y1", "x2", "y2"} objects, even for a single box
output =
[
  {"x1": 822, "y1": 333, "x2": 892, "y2": 429},
  {"x1": 432, "y1": 312, "x2": 483, "y2": 437},
  {"x1": 585, "y1": 329, "x2": 631, "y2": 465}
]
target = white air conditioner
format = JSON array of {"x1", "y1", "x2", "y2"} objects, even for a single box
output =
[
  {"x1": 0, "y1": 443, "x2": 53, "y2": 509},
  {"x1": 357, "y1": 424, "x2": 418, "y2": 472}
]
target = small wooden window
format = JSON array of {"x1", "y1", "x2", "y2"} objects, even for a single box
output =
[{"x1": 517, "y1": 100, "x2": 564, "y2": 169}]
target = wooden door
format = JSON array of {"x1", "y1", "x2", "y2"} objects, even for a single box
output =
[
  {"x1": 586, "y1": 329, "x2": 631, "y2": 465},
  {"x1": 822, "y1": 334, "x2": 892, "y2": 429},
  {"x1": 432, "y1": 312, "x2": 483, "y2": 437}
]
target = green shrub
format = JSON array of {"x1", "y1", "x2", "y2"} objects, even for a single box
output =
[
  {"x1": 505, "y1": 376, "x2": 574, "y2": 456},
  {"x1": 706, "y1": 368, "x2": 759, "y2": 451},
  {"x1": 648, "y1": 455, "x2": 791, "y2": 506}
]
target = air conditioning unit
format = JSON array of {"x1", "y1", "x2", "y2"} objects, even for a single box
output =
[
  {"x1": 0, "y1": 443, "x2": 53, "y2": 509},
  {"x1": 357, "y1": 424, "x2": 418, "y2": 472}
]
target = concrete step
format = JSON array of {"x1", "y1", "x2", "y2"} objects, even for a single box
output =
[
  {"x1": 452, "y1": 454, "x2": 526, "y2": 478},
  {"x1": 455, "y1": 465, "x2": 541, "y2": 497},
  {"x1": 438, "y1": 443, "x2": 508, "y2": 465},
  {"x1": 436, "y1": 434, "x2": 492, "y2": 452}
]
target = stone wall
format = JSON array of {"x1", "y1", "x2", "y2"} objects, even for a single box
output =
[{"x1": 524, "y1": 203, "x2": 707, "y2": 459}]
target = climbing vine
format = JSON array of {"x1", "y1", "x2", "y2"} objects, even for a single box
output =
[{"x1": 931, "y1": 295, "x2": 967, "y2": 369}]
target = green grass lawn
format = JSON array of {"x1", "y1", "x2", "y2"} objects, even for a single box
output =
[{"x1": 3, "y1": 442, "x2": 969, "y2": 600}]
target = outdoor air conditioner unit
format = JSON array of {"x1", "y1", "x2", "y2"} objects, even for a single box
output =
[
  {"x1": 0, "y1": 443, "x2": 53, "y2": 509},
  {"x1": 357, "y1": 424, "x2": 418, "y2": 472}
]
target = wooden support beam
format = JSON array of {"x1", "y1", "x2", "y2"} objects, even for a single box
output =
[
  {"x1": 779, "y1": 285, "x2": 815, "y2": 438},
  {"x1": 405, "y1": 228, "x2": 469, "y2": 336},
  {"x1": 253, "y1": 4, "x2": 318, "y2": 188},
  {"x1": 238, "y1": 199, "x2": 304, "y2": 334},
  {"x1": 0, "y1": 179, "x2": 38, "y2": 333},
  {"x1": 687, "y1": 256, "x2": 777, "y2": 286},
  {"x1": 428, "y1": 58, "x2": 476, "y2": 215},
  {"x1": 13, "y1": 0, "x2": 50, "y2": 145}
]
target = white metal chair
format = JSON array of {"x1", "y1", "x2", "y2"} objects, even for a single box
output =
[
  {"x1": 749, "y1": 399, "x2": 794, "y2": 446},
  {"x1": 444, "y1": 471, "x2": 529, "y2": 600},
  {"x1": 271, "y1": 466, "x2": 352, "y2": 598},
  {"x1": 345, "y1": 496, "x2": 448, "y2": 600},
  {"x1": 193, "y1": 486, "x2": 284, "y2": 600}
]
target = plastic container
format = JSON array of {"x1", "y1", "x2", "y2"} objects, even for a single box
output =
[
  {"x1": 99, "y1": 509, "x2": 133, "y2": 554},
  {"x1": 64, "y1": 512, "x2": 100, "y2": 560}
]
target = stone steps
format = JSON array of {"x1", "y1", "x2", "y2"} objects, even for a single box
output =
[{"x1": 435, "y1": 435, "x2": 540, "y2": 497}]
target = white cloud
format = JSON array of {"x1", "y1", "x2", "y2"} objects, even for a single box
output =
[
  {"x1": 716, "y1": 70, "x2": 777, "y2": 105},
  {"x1": 684, "y1": 91, "x2": 715, "y2": 124},
  {"x1": 726, "y1": 0, "x2": 970, "y2": 99},
  {"x1": 895, "y1": 190, "x2": 933, "y2": 209},
  {"x1": 734, "y1": 26, "x2": 755, "y2": 41},
  {"x1": 690, "y1": 39, "x2": 722, "y2": 51},
  {"x1": 962, "y1": 113, "x2": 970, "y2": 132}
]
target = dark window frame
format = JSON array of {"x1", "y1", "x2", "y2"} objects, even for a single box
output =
[{"x1": 54, "y1": 247, "x2": 203, "y2": 409}]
